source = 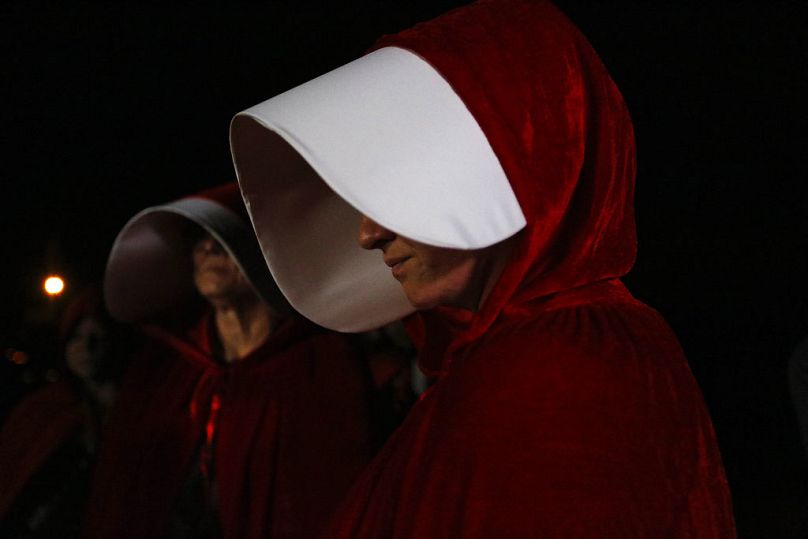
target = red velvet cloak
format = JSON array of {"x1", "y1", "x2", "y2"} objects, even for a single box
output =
[
  {"x1": 0, "y1": 380, "x2": 88, "y2": 519},
  {"x1": 0, "y1": 287, "x2": 111, "y2": 524},
  {"x1": 83, "y1": 314, "x2": 373, "y2": 538},
  {"x1": 325, "y1": 1, "x2": 736, "y2": 536}
]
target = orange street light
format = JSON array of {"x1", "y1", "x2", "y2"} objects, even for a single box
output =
[{"x1": 43, "y1": 275, "x2": 65, "y2": 296}]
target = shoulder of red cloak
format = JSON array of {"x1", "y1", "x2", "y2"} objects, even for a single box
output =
[
  {"x1": 138, "y1": 310, "x2": 218, "y2": 368},
  {"x1": 88, "y1": 313, "x2": 370, "y2": 537},
  {"x1": 216, "y1": 327, "x2": 373, "y2": 538},
  {"x1": 446, "y1": 300, "x2": 734, "y2": 534},
  {"x1": 326, "y1": 294, "x2": 736, "y2": 537},
  {"x1": 244, "y1": 313, "x2": 331, "y2": 362},
  {"x1": 83, "y1": 331, "x2": 212, "y2": 537},
  {"x1": 0, "y1": 380, "x2": 84, "y2": 518},
  {"x1": 404, "y1": 308, "x2": 472, "y2": 376},
  {"x1": 140, "y1": 310, "x2": 330, "y2": 369},
  {"x1": 99, "y1": 314, "x2": 325, "y2": 448}
]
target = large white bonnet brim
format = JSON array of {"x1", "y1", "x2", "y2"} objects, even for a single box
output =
[
  {"x1": 105, "y1": 198, "x2": 284, "y2": 323},
  {"x1": 230, "y1": 47, "x2": 525, "y2": 332}
]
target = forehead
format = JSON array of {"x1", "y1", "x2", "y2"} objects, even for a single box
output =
[
  {"x1": 178, "y1": 220, "x2": 206, "y2": 244},
  {"x1": 192, "y1": 232, "x2": 231, "y2": 254},
  {"x1": 192, "y1": 231, "x2": 219, "y2": 245}
]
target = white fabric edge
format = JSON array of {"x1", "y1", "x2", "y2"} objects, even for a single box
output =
[
  {"x1": 230, "y1": 46, "x2": 528, "y2": 331},
  {"x1": 236, "y1": 46, "x2": 526, "y2": 250},
  {"x1": 104, "y1": 199, "x2": 285, "y2": 323}
]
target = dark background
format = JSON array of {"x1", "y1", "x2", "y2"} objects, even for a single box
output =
[{"x1": 2, "y1": 1, "x2": 806, "y2": 536}]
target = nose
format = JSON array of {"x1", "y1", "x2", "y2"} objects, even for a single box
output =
[
  {"x1": 358, "y1": 215, "x2": 395, "y2": 250},
  {"x1": 194, "y1": 235, "x2": 223, "y2": 256}
]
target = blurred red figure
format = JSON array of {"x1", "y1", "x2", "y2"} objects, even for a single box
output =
[
  {"x1": 230, "y1": 1, "x2": 736, "y2": 536},
  {"x1": 83, "y1": 183, "x2": 373, "y2": 538},
  {"x1": 0, "y1": 287, "x2": 133, "y2": 536}
]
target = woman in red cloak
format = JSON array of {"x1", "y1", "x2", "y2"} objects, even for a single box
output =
[
  {"x1": 0, "y1": 287, "x2": 133, "y2": 536},
  {"x1": 83, "y1": 183, "x2": 374, "y2": 538},
  {"x1": 229, "y1": 0, "x2": 736, "y2": 536}
]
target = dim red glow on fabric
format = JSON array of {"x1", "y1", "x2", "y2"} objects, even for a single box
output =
[{"x1": 200, "y1": 393, "x2": 221, "y2": 479}]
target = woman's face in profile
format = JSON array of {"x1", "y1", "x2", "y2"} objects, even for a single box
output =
[{"x1": 357, "y1": 215, "x2": 501, "y2": 312}]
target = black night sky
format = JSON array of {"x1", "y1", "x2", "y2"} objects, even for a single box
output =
[{"x1": 2, "y1": 1, "x2": 807, "y2": 535}]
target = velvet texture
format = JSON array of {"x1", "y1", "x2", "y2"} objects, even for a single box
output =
[
  {"x1": 0, "y1": 287, "x2": 111, "y2": 523},
  {"x1": 83, "y1": 315, "x2": 373, "y2": 538},
  {"x1": 325, "y1": 1, "x2": 736, "y2": 536},
  {"x1": 0, "y1": 381, "x2": 88, "y2": 519}
]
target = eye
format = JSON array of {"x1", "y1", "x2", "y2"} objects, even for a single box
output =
[{"x1": 194, "y1": 236, "x2": 225, "y2": 256}]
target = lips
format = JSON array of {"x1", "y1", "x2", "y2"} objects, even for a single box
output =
[
  {"x1": 384, "y1": 255, "x2": 410, "y2": 280},
  {"x1": 197, "y1": 260, "x2": 229, "y2": 272},
  {"x1": 384, "y1": 255, "x2": 407, "y2": 268}
]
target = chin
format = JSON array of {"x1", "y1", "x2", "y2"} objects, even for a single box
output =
[
  {"x1": 196, "y1": 280, "x2": 230, "y2": 298},
  {"x1": 404, "y1": 285, "x2": 474, "y2": 312},
  {"x1": 403, "y1": 288, "x2": 443, "y2": 311}
]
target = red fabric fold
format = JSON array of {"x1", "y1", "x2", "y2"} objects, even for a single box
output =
[
  {"x1": 0, "y1": 381, "x2": 87, "y2": 519},
  {"x1": 326, "y1": 1, "x2": 736, "y2": 536},
  {"x1": 332, "y1": 283, "x2": 736, "y2": 537},
  {"x1": 83, "y1": 314, "x2": 373, "y2": 538}
]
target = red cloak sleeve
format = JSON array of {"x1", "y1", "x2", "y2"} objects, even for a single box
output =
[{"x1": 0, "y1": 380, "x2": 85, "y2": 518}]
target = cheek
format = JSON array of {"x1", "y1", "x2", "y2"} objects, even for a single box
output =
[
  {"x1": 420, "y1": 250, "x2": 476, "y2": 286},
  {"x1": 229, "y1": 265, "x2": 250, "y2": 287},
  {"x1": 65, "y1": 344, "x2": 93, "y2": 375},
  {"x1": 404, "y1": 255, "x2": 478, "y2": 309}
]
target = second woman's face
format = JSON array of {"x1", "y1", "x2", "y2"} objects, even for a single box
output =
[
  {"x1": 192, "y1": 234, "x2": 253, "y2": 303},
  {"x1": 357, "y1": 216, "x2": 497, "y2": 311}
]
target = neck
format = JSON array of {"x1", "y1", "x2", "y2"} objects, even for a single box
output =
[
  {"x1": 469, "y1": 235, "x2": 517, "y2": 312},
  {"x1": 211, "y1": 294, "x2": 276, "y2": 362}
]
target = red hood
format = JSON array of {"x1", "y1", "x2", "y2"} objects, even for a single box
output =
[{"x1": 375, "y1": 0, "x2": 637, "y2": 365}]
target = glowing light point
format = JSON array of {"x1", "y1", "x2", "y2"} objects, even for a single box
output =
[{"x1": 44, "y1": 276, "x2": 65, "y2": 296}]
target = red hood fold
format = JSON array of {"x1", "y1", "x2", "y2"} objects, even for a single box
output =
[{"x1": 377, "y1": 0, "x2": 636, "y2": 363}]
